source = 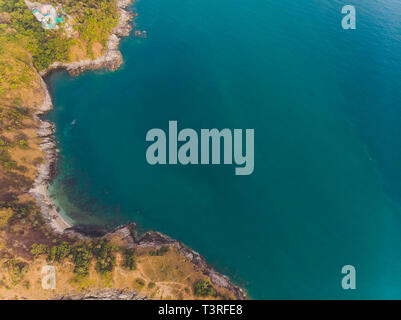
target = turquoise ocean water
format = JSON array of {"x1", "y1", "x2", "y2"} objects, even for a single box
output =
[{"x1": 46, "y1": 0, "x2": 401, "y2": 298}]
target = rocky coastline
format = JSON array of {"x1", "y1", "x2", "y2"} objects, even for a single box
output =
[
  {"x1": 55, "y1": 223, "x2": 247, "y2": 300},
  {"x1": 57, "y1": 288, "x2": 146, "y2": 300},
  {"x1": 30, "y1": 0, "x2": 136, "y2": 234},
  {"x1": 40, "y1": 0, "x2": 134, "y2": 77},
  {"x1": 29, "y1": 0, "x2": 247, "y2": 300},
  {"x1": 107, "y1": 223, "x2": 247, "y2": 300}
]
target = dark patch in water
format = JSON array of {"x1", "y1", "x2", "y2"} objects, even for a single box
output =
[{"x1": 68, "y1": 224, "x2": 110, "y2": 237}]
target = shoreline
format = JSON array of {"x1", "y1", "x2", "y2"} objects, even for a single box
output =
[
  {"x1": 29, "y1": 0, "x2": 247, "y2": 300},
  {"x1": 30, "y1": 0, "x2": 135, "y2": 234},
  {"x1": 29, "y1": 75, "x2": 72, "y2": 233},
  {"x1": 39, "y1": 0, "x2": 134, "y2": 78}
]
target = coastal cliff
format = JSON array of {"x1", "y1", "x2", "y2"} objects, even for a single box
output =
[{"x1": 0, "y1": 0, "x2": 246, "y2": 300}]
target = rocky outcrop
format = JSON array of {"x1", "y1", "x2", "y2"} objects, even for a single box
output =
[
  {"x1": 30, "y1": 0, "x2": 247, "y2": 300},
  {"x1": 57, "y1": 289, "x2": 146, "y2": 300},
  {"x1": 114, "y1": 0, "x2": 134, "y2": 37},
  {"x1": 40, "y1": 0, "x2": 134, "y2": 77},
  {"x1": 29, "y1": 75, "x2": 71, "y2": 233},
  {"x1": 30, "y1": 0, "x2": 136, "y2": 234}
]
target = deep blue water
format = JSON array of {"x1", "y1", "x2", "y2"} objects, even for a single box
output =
[{"x1": 47, "y1": 0, "x2": 401, "y2": 298}]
